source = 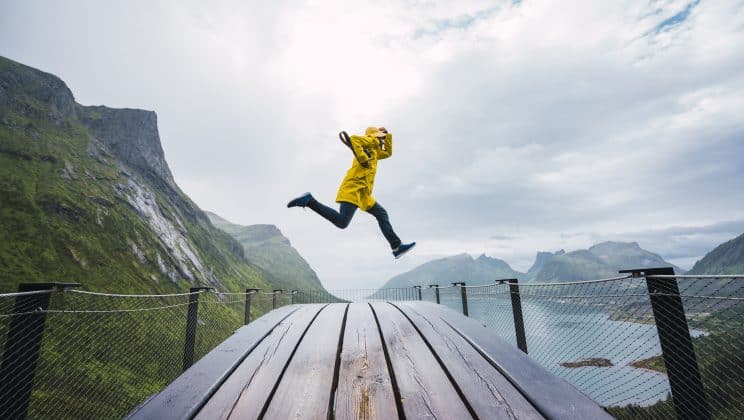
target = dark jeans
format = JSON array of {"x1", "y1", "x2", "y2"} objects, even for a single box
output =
[{"x1": 307, "y1": 198, "x2": 402, "y2": 249}]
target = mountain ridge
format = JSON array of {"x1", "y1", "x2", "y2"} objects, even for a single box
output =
[
  {"x1": 205, "y1": 211, "x2": 327, "y2": 292},
  {"x1": 380, "y1": 240, "x2": 688, "y2": 289},
  {"x1": 0, "y1": 55, "x2": 271, "y2": 294}
]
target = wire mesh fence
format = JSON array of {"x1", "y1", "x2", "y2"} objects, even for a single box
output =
[
  {"x1": 462, "y1": 274, "x2": 744, "y2": 419},
  {"x1": 288, "y1": 273, "x2": 744, "y2": 419},
  {"x1": 1, "y1": 272, "x2": 742, "y2": 419},
  {"x1": 0, "y1": 287, "x2": 283, "y2": 420}
]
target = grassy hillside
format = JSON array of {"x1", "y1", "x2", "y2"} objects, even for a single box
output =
[
  {"x1": 0, "y1": 55, "x2": 270, "y2": 295},
  {"x1": 689, "y1": 233, "x2": 744, "y2": 275},
  {"x1": 206, "y1": 211, "x2": 327, "y2": 292},
  {"x1": 0, "y1": 55, "x2": 279, "y2": 418}
]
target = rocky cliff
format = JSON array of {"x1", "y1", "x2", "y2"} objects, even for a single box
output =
[
  {"x1": 79, "y1": 106, "x2": 175, "y2": 185},
  {"x1": 0, "y1": 55, "x2": 269, "y2": 293}
]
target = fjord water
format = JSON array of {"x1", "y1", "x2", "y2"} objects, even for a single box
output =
[{"x1": 455, "y1": 296, "x2": 705, "y2": 407}]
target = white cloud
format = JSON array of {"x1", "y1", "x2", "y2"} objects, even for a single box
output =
[{"x1": 2, "y1": 0, "x2": 743, "y2": 288}]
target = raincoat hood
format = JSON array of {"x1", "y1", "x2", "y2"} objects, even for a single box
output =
[{"x1": 365, "y1": 126, "x2": 387, "y2": 138}]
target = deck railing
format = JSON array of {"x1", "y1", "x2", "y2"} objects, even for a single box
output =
[
  {"x1": 0, "y1": 267, "x2": 742, "y2": 419},
  {"x1": 300, "y1": 268, "x2": 744, "y2": 419}
]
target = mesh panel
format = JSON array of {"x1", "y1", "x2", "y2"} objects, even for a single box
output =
[
  {"x1": 2, "y1": 275, "x2": 742, "y2": 419},
  {"x1": 0, "y1": 288, "x2": 275, "y2": 420},
  {"x1": 467, "y1": 284, "x2": 516, "y2": 346}
]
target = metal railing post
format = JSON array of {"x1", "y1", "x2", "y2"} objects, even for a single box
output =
[
  {"x1": 429, "y1": 285, "x2": 440, "y2": 304},
  {"x1": 244, "y1": 288, "x2": 259, "y2": 324},
  {"x1": 291, "y1": 290, "x2": 297, "y2": 305},
  {"x1": 620, "y1": 267, "x2": 710, "y2": 420},
  {"x1": 414, "y1": 286, "x2": 422, "y2": 301},
  {"x1": 183, "y1": 287, "x2": 212, "y2": 372},
  {"x1": 0, "y1": 282, "x2": 80, "y2": 419},
  {"x1": 499, "y1": 279, "x2": 527, "y2": 353},
  {"x1": 272, "y1": 289, "x2": 282, "y2": 309},
  {"x1": 452, "y1": 282, "x2": 468, "y2": 316}
]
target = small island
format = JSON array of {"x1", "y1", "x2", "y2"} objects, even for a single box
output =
[
  {"x1": 630, "y1": 355, "x2": 667, "y2": 374},
  {"x1": 561, "y1": 358, "x2": 614, "y2": 368}
]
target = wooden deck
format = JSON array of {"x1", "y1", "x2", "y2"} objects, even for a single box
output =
[{"x1": 128, "y1": 302, "x2": 611, "y2": 419}]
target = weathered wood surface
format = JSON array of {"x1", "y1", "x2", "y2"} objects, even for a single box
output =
[
  {"x1": 126, "y1": 305, "x2": 299, "y2": 420},
  {"x1": 335, "y1": 303, "x2": 398, "y2": 419},
  {"x1": 394, "y1": 302, "x2": 543, "y2": 419},
  {"x1": 195, "y1": 304, "x2": 325, "y2": 420},
  {"x1": 260, "y1": 303, "x2": 348, "y2": 419},
  {"x1": 407, "y1": 302, "x2": 613, "y2": 420},
  {"x1": 130, "y1": 302, "x2": 611, "y2": 420},
  {"x1": 370, "y1": 302, "x2": 472, "y2": 419}
]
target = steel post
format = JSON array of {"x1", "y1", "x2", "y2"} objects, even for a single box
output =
[
  {"x1": 452, "y1": 282, "x2": 468, "y2": 316},
  {"x1": 620, "y1": 267, "x2": 710, "y2": 420},
  {"x1": 183, "y1": 287, "x2": 212, "y2": 372},
  {"x1": 0, "y1": 282, "x2": 80, "y2": 419},
  {"x1": 429, "y1": 285, "x2": 440, "y2": 304}
]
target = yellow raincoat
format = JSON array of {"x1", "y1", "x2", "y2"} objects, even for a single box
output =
[{"x1": 335, "y1": 130, "x2": 393, "y2": 211}]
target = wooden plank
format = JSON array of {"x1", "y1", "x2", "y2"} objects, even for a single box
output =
[
  {"x1": 195, "y1": 304, "x2": 325, "y2": 420},
  {"x1": 127, "y1": 304, "x2": 299, "y2": 420},
  {"x1": 334, "y1": 304, "x2": 398, "y2": 419},
  {"x1": 256, "y1": 303, "x2": 348, "y2": 419},
  {"x1": 394, "y1": 302, "x2": 543, "y2": 419},
  {"x1": 408, "y1": 302, "x2": 613, "y2": 420},
  {"x1": 370, "y1": 302, "x2": 472, "y2": 419}
]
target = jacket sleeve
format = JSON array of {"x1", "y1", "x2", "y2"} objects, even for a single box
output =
[
  {"x1": 349, "y1": 135, "x2": 371, "y2": 165},
  {"x1": 377, "y1": 133, "x2": 393, "y2": 160}
]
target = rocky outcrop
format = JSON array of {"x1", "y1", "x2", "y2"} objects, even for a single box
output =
[
  {"x1": 80, "y1": 106, "x2": 175, "y2": 185},
  {"x1": 0, "y1": 54, "x2": 270, "y2": 293},
  {"x1": 0, "y1": 56, "x2": 77, "y2": 121},
  {"x1": 527, "y1": 250, "x2": 565, "y2": 279}
]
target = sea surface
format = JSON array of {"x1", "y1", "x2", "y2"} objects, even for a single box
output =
[{"x1": 437, "y1": 295, "x2": 706, "y2": 407}]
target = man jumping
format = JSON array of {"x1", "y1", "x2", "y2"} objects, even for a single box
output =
[{"x1": 287, "y1": 126, "x2": 416, "y2": 259}]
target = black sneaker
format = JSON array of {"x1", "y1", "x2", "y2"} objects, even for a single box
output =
[
  {"x1": 392, "y1": 242, "x2": 416, "y2": 259},
  {"x1": 287, "y1": 192, "x2": 313, "y2": 208}
]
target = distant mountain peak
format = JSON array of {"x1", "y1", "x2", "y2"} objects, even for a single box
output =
[
  {"x1": 527, "y1": 249, "x2": 565, "y2": 277},
  {"x1": 206, "y1": 211, "x2": 325, "y2": 291},
  {"x1": 589, "y1": 241, "x2": 641, "y2": 251},
  {"x1": 380, "y1": 252, "x2": 523, "y2": 289}
]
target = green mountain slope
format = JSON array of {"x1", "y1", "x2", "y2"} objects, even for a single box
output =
[
  {"x1": 689, "y1": 233, "x2": 744, "y2": 275},
  {"x1": 0, "y1": 55, "x2": 270, "y2": 294},
  {"x1": 0, "y1": 55, "x2": 290, "y2": 419},
  {"x1": 379, "y1": 253, "x2": 524, "y2": 288},
  {"x1": 206, "y1": 211, "x2": 326, "y2": 292}
]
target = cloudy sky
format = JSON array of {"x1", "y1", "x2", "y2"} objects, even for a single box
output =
[{"x1": 2, "y1": 0, "x2": 743, "y2": 289}]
